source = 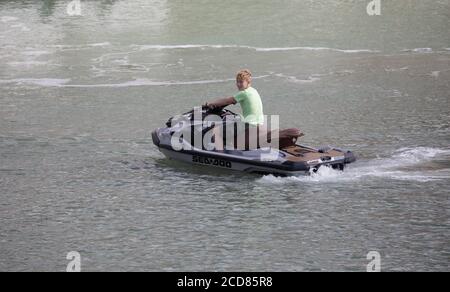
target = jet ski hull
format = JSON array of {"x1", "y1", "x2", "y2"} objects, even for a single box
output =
[{"x1": 152, "y1": 128, "x2": 356, "y2": 176}]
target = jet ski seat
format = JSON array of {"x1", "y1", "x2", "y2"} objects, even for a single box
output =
[
  {"x1": 227, "y1": 127, "x2": 303, "y2": 151},
  {"x1": 266, "y1": 128, "x2": 304, "y2": 149}
]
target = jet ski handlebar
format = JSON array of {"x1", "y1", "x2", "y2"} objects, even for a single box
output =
[
  {"x1": 166, "y1": 106, "x2": 238, "y2": 127},
  {"x1": 201, "y1": 105, "x2": 237, "y2": 117}
]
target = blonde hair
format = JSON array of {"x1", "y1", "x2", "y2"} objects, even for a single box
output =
[{"x1": 236, "y1": 69, "x2": 252, "y2": 83}]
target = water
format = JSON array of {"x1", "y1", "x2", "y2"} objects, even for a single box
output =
[{"x1": 0, "y1": 0, "x2": 449, "y2": 272}]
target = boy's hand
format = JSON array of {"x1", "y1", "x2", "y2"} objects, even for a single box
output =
[{"x1": 203, "y1": 102, "x2": 216, "y2": 110}]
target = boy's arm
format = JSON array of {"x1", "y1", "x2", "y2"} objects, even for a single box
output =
[{"x1": 204, "y1": 97, "x2": 237, "y2": 109}]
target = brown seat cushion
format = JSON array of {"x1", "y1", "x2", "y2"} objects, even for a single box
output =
[{"x1": 266, "y1": 128, "x2": 304, "y2": 149}]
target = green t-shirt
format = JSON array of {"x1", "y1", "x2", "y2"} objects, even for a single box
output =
[{"x1": 234, "y1": 87, "x2": 264, "y2": 125}]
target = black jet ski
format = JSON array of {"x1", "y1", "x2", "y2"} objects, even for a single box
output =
[{"x1": 152, "y1": 107, "x2": 356, "y2": 176}]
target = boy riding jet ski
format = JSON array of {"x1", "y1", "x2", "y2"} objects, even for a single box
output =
[{"x1": 152, "y1": 69, "x2": 356, "y2": 176}]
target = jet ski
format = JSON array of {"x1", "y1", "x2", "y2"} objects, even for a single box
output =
[{"x1": 152, "y1": 106, "x2": 356, "y2": 176}]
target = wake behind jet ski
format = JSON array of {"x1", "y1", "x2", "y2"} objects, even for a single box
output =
[{"x1": 152, "y1": 106, "x2": 356, "y2": 176}]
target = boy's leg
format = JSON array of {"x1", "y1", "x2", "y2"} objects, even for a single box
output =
[
  {"x1": 235, "y1": 123, "x2": 256, "y2": 150},
  {"x1": 235, "y1": 122, "x2": 247, "y2": 150},
  {"x1": 213, "y1": 126, "x2": 224, "y2": 151}
]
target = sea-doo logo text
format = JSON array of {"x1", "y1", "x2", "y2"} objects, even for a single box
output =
[{"x1": 193, "y1": 156, "x2": 232, "y2": 169}]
